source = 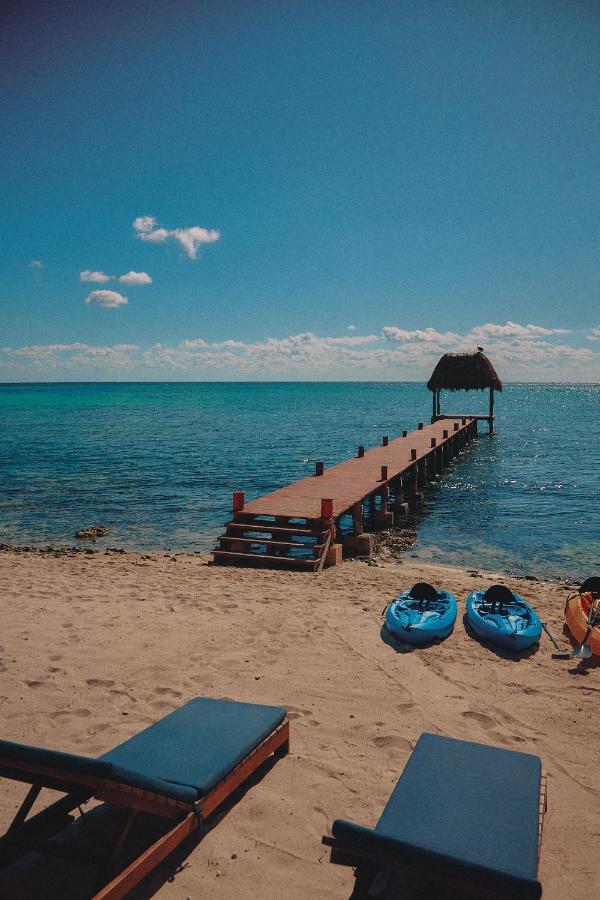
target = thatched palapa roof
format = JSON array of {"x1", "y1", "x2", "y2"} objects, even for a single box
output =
[{"x1": 427, "y1": 351, "x2": 502, "y2": 392}]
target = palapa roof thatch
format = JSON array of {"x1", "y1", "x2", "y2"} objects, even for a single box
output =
[{"x1": 427, "y1": 351, "x2": 502, "y2": 392}]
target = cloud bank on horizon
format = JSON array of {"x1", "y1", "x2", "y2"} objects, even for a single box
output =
[{"x1": 2, "y1": 321, "x2": 598, "y2": 381}]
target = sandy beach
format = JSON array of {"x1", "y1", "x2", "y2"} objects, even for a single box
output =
[{"x1": 0, "y1": 548, "x2": 598, "y2": 898}]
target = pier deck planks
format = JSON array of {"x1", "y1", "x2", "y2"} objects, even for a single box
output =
[{"x1": 243, "y1": 419, "x2": 473, "y2": 520}]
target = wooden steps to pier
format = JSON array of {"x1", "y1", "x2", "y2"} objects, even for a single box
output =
[
  {"x1": 213, "y1": 516, "x2": 327, "y2": 571},
  {"x1": 213, "y1": 417, "x2": 477, "y2": 571}
]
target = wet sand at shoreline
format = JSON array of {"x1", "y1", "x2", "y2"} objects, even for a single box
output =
[{"x1": 0, "y1": 549, "x2": 597, "y2": 898}]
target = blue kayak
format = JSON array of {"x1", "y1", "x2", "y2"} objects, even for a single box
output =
[
  {"x1": 466, "y1": 585, "x2": 542, "y2": 652},
  {"x1": 385, "y1": 582, "x2": 457, "y2": 645}
]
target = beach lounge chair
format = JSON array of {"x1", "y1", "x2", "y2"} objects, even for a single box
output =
[
  {"x1": 323, "y1": 733, "x2": 546, "y2": 899},
  {"x1": 0, "y1": 696, "x2": 289, "y2": 898}
]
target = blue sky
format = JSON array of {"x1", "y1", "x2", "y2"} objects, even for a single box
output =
[{"x1": 1, "y1": 1, "x2": 598, "y2": 381}]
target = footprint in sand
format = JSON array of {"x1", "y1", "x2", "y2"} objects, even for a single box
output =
[
  {"x1": 397, "y1": 702, "x2": 416, "y2": 712},
  {"x1": 286, "y1": 705, "x2": 312, "y2": 720},
  {"x1": 86, "y1": 678, "x2": 115, "y2": 688},
  {"x1": 461, "y1": 711, "x2": 496, "y2": 729},
  {"x1": 152, "y1": 699, "x2": 177, "y2": 711},
  {"x1": 373, "y1": 735, "x2": 413, "y2": 751},
  {"x1": 25, "y1": 680, "x2": 43, "y2": 688},
  {"x1": 154, "y1": 687, "x2": 182, "y2": 697}
]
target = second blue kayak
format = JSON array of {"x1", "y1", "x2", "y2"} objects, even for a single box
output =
[
  {"x1": 466, "y1": 585, "x2": 542, "y2": 652},
  {"x1": 385, "y1": 582, "x2": 457, "y2": 645}
]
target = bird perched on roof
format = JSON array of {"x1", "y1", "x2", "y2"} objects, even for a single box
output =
[{"x1": 477, "y1": 346, "x2": 484, "y2": 353}]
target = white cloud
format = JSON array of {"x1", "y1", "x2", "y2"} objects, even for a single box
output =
[
  {"x1": 210, "y1": 339, "x2": 246, "y2": 349},
  {"x1": 28, "y1": 260, "x2": 43, "y2": 269},
  {"x1": 118, "y1": 270, "x2": 152, "y2": 285},
  {"x1": 85, "y1": 290, "x2": 128, "y2": 308},
  {"x1": 466, "y1": 321, "x2": 570, "y2": 341},
  {"x1": 80, "y1": 270, "x2": 111, "y2": 283},
  {"x1": 80, "y1": 269, "x2": 152, "y2": 285},
  {"x1": 133, "y1": 216, "x2": 220, "y2": 259},
  {"x1": 382, "y1": 326, "x2": 461, "y2": 344},
  {"x1": 586, "y1": 326, "x2": 600, "y2": 341},
  {"x1": 9, "y1": 343, "x2": 89, "y2": 357},
  {"x1": 180, "y1": 338, "x2": 209, "y2": 349}
]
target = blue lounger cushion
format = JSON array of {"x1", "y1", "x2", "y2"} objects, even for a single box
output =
[
  {"x1": 0, "y1": 697, "x2": 286, "y2": 806},
  {"x1": 333, "y1": 733, "x2": 542, "y2": 900}
]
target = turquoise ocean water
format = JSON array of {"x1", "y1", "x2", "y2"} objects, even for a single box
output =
[{"x1": 1, "y1": 382, "x2": 598, "y2": 579}]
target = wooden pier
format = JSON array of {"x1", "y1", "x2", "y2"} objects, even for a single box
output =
[{"x1": 213, "y1": 417, "x2": 478, "y2": 572}]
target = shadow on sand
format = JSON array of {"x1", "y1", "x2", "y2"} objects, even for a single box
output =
[
  {"x1": 379, "y1": 623, "x2": 454, "y2": 654},
  {"x1": 461, "y1": 614, "x2": 539, "y2": 661}
]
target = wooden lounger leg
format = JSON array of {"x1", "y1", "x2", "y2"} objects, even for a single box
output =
[
  {"x1": 349, "y1": 863, "x2": 378, "y2": 899},
  {"x1": 0, "y1": 789, "x2": 86, "y2": 869},
  {"x1": 93, "y1": 808, "x2": 139, "y2": 892},
  {"x1": 93, "y1": 811, "x2": 198, "y2": 900},
  {"x1": 3, "y1": 785, "x2": 42, "y2": 841}
]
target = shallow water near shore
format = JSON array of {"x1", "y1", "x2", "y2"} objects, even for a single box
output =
[{"x1": 1, "y1": 381, "x2": 598, "y2": 579}]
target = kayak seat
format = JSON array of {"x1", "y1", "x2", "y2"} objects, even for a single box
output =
[
  {"x1": 579, "y1": 576, "x2": 600, "y2": 596},
  {"x1": 407, "y1": 582, "x2": 439, "y2": 605},
  {"x1": 482, "y1": 584, "x2": 516, "y2": 612}
]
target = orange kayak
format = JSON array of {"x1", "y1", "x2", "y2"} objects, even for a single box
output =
[{"x1": 565, "y1": 592, "x2": 600, "y2": 657}]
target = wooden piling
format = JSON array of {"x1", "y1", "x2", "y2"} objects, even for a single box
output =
[
  {"x1": 351, "y1": 501, "x2": 363, "y2": 535},
  {"x1": 315, "y1": 460, "x2": 324, "y2": 476},
  {"x1": 321, "y1": 498, "x2": 333, "y2": 519}
]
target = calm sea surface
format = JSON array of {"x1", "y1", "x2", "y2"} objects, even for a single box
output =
[{"x1": 1, "y1": 382, "x2": 598, "y2": 579}]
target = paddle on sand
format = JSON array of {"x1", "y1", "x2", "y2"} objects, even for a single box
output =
[{"x1": 541, "y1": 622, "x2": 572, "y2": 660}]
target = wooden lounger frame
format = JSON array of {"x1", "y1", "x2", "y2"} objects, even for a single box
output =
[
  {"x1": 0, "y1": 719, "x2": 289, "y2": 899},
  {"x1": 322, "y1": 773, "x2": 547, "y2": 900}
]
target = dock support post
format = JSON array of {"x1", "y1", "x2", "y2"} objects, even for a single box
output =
[
  {"x1": 351, "y1": 501, "x2": 363, "y2": 535},
  {"x1": 391, "y1": 476, "x2": 409, "y2": 518},
  {"x1": 232, "y1": 491, "x2": 245, "y2": 515},
  {"x1": 408, "y1": 465, "x2": 423, "y2": 509},
  {"x1": 489, "y1": 386, "x2": 495, "y2": 434},
  {"x1": 315, "y1": 460, "x2": 324, "y2": 476},
  {"x1": 374, "y1": 484, "x2": 394, "y2": 529},
  {"x1": 357, "y1": 445, "x2": 365, "y2": 458},
  {"x1": 382, "y1": 435, "x2": 389, "y2": 446},
  {"x1": 343, "y1": 501, "x2": 374, "y2": 558},
  {"x1": 432, "y1": 390, "x2": 437, "y2": 421}
]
